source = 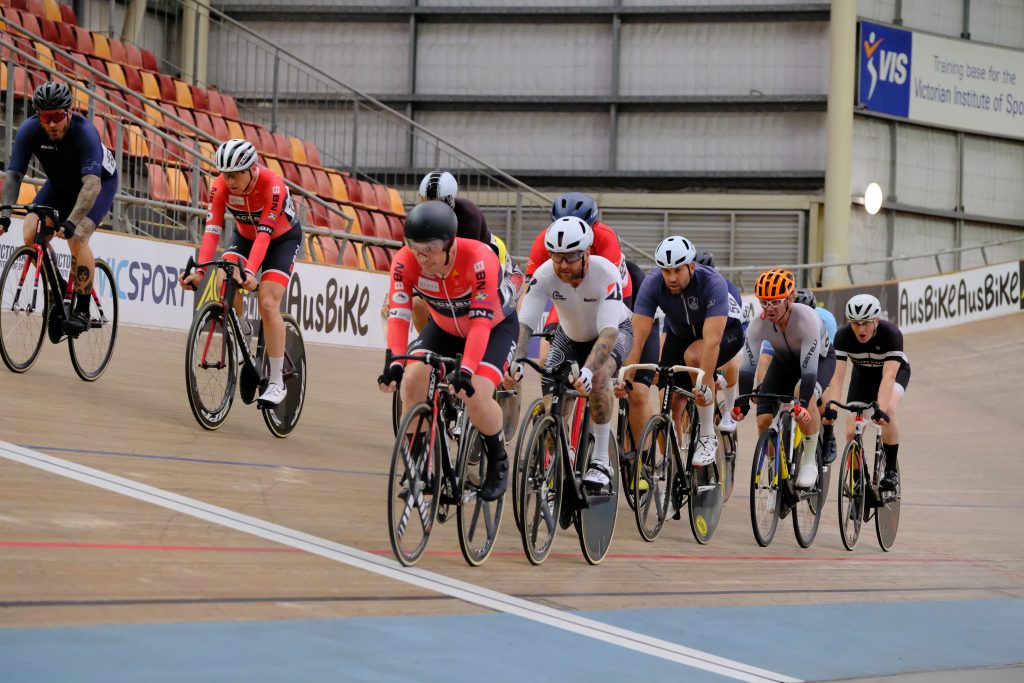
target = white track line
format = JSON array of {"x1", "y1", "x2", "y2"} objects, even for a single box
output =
[{"x1": 1, "y1": 441, "x2": 800, "y2": 683}]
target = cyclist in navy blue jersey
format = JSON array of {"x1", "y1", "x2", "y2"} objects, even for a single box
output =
[{"x1": 0, "y1": 82, "x2": 118, "y2": 336}]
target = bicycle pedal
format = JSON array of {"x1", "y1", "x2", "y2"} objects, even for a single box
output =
[{"x1": 671, "y1": 509, "x2": 681, "y2": 520}]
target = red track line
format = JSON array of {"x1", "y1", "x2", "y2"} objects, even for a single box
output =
[
  {"x1": 0, "y1": 541, "x2": 301, "y2": 553},
  {"x1": 366, "y1": 548, "x2": 975, "y2": 563}
]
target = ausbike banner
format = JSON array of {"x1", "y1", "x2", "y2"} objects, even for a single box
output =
[
  {"x1": 895, "y1": 261, "x2": 1021, "y2": 332},
  {"x1": 858, "y1": 20, "x2": 1024, "y2": 139},
  {"x1": 282, "y1": 261, "x2": 388, "y2": 349}
]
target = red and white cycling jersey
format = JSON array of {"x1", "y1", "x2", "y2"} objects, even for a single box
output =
[
  {"x1": 386, "y1": 238, "x2": 505, "y2": 376},
  {"x1": 199, "y1": 165, "x2": 298, "y2": 274}
]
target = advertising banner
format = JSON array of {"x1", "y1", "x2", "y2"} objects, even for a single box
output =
[
  {"x1": 896, "y1": 261, "x2": 1021, "y2": 332},
  {"x1": 858, "y1": 20, "x2": 1024, "y2": 140}
]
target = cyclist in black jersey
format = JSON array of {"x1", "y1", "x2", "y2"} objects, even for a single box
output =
[{"x1": 826, "y1": 294, "x2": 909, "y2": 492}]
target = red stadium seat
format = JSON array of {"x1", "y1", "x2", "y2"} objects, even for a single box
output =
[{"x1": 140, "y1": 48, "x2": 158, "y2": 71}]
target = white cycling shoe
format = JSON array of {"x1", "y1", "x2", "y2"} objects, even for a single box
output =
[
  {"x1": 717, "y1": 411, "x2": 737, "y2": 433},
  {"x1": 257, "y1": 381, "x2": 287, "y2": 407},
  {"x1": 795, "y1": 461, "x2": 818, "y2": 488},
  {"x1": 692, "y1": 435, "x2": 718, "y2": 466}
]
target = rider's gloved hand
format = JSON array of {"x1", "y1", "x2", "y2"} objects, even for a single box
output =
[
  {"x1": 695, "y1": 382, "x2": 713, "y2": 406},
  {"x1": 377, "y1": 362, "x2": 404, "y2": 390},
  {"x1": 0, "y1": 216, "x2": 10, "y2": 234},
  {"x1": 451, "y1": 368, "x2": 475, "y2": 397},
  {"x1": 822, "y1": 406, "x2": 838, "y2": 422},
  {"x1": 872, "y1": 407, "x2": 890, "y2": 424},
  {"x1": 735, "y1": 398, "x2": 751, "y2": 417},
  {"x1": 58, "y1": 220, "x2": 76, "y2": 239},
  {"x1": 507, "y1": 360, "x2": 524, "y2": 382},
  {"x1": 574, "y1": 367, "x2": 594, "y2": 393}
]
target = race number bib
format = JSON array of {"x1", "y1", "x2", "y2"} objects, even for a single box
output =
[{"x1": 101, "y1": 144, "x2": 116, "y2": 175}]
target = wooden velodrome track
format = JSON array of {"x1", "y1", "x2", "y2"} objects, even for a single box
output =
[{"x1": 1, "y1": 312, "x2": 1023, "y2": 681}]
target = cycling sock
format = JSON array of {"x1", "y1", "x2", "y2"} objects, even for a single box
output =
[
  {"x1": 74, "y1": 291, "x2": 90, "y2": 314},
  {"x1": 723, "y1": 382, "x2": 738, "y2": 413},
  {"x1": 481, "y1": 430, "x2": 505, "y2": 463},
  {"x1": 592, "y1": 422, "x2": 611, "y2": 466},
  {"x1": 801, "y1": 433, "x2": 819, "y2": 468},
  {"x1": 882, "y1": 443, "x2": 899, "y2": 472},
  {"x1": 268, "y1": 356, "x2": 284, "y2": 385},
  {"x1": 697, "y1": 400, "x2": 715, "y2": 438}
]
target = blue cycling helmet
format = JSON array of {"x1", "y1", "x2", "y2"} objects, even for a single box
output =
[{"x1": 551, "y1": 192, "x2": 598, "y2": 224}]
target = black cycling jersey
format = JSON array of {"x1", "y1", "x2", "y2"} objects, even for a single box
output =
[
  {"x1": 834, "y1": 320, "x2": 910, "y2": 376},
  {"x1": 453, "y1": 198, "x2": 491, "y2": 245}
]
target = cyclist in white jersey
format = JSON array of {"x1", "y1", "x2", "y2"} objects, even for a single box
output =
[{"x1": 510, "y1": 217, "x2": 633, "y2": 490}]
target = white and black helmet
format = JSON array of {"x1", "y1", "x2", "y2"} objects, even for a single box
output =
[
  {"x1": 846, "y1": 293, "x2": 882, "y2": 321},
  {"x1": 544, "y1": 217, "x2": 593, "y2": 253},
  {"x1": 418, "y1": 171, "x2": 458, "y2": 208},
  {"x1": 215, "y1": 138, "x2": 258, "y2": 173},
  {"x1": 654, "y1": 236, "x2": 696, "y2": 269}
]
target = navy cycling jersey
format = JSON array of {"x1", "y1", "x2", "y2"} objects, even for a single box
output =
[
  {"x1": 9, "y1": 113, "x2": 116, "y2": 191},
  {"x1": 633, "y1": 263, "x2": 743, "y2": 337}
]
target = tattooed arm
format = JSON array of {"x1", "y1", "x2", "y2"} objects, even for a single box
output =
[
  {"x1": 66, "y1": 175, "x2": 101, "y2": 226},
  {"x1": 2, "y1": 170, "x2": 23, "y2": 213},
  {"x1": 584, "y1": 326, "x2": 618, "y2": 376}
]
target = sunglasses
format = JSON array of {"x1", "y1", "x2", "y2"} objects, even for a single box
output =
[
  {"x1": 406, "y1": 239, "x2": 447, "y2": 254},
  {"x1": 759, "y1": 298, "x2": 788, "y2": 309},
  {"x1": 38, "y1": 110, "x2": 69, "y2": 125},
  {"x1": 549, "y1": 251, "x2": 585, "y2": 264}
]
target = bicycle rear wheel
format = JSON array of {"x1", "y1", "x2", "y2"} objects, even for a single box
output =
[
  {"x1": 689, "y1": 426, "x2": 725, "y2": 545},
  {"x1": 617, "y1": 397, "x2": 639, "y2": 511},
  {"x1": 456, "y1": 428, "x2": 504, "y2": 566},
  {"x1": 576, "y1": 433, "x2": 619, "y2": 565},
  {"x1": 391, "y1": 392, "x2": 403, "y2": 437},
  {"x1": 722, "y1": 431, "x2": 738, "y2": 503},
  {"x1": 750, "y1": 429, "x2": 782, "y2": 547},
  {"x1": 512, "y1": 397, "x2": 545, "y2": 534},
  {"x1": 838, "y1": 441, "x2": 865, "y2": 550},
  {"x1": 0, "y1": 245, "x2": 48, "y2": 373},
  {"x1": 68, "y1": 259, "x2": 118, "y2": 381},
  {"x1": 518, "y1": 414, "x2": 563, "y2": 565},
  {"x1": 875, "y1": 458, "x2": 901, "y2": 551},
  {"x1": 261, "y1": 314, "x2": 306, "y2": 438},
  {"x1": 388, "y1": 402, "x2": 440, "y2": 566},
  {"x1": 793, "y1": 441, "x2": 825, "y2": 548},
  {"x1": 185, "y1": 301, "x2": 237, "y2": 430},
  {"x1": 633, "y1": 414, "x2": 674, "y2": 542}
]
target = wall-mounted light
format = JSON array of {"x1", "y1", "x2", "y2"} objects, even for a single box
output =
[{"x1": 863, "y1": 182, "x2": 883, "y2": 215}]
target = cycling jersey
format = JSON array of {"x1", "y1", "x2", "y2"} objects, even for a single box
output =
[
  {"x1": 741, "y1": 303, "x2": 832, "y2": 408},
  {"x1": 387, "y1": 237, "x2": 505, "y2": 378},
  {"x1": 633, "y1": 263, "x2": 743, "y2": 337},
  {"x1": 519, "y1": 255, "x2": 630, "y2": 343},
  {"x1": 200, "y1": 166, "x2": 300, "y2": 277},
  {"x1": 525, "y1": 220, "x2": 632, "y2": 299},
  {"x1": 835, "y1": 320, "x2": 911, "y2": 402},
  {"x1": 9, "y1": 113, "x2": 117, "y2": 190},
  {"x1": 762, "y1": 304, "x2": 837, "y2": 356},
  {"x1": 453, "y1": 198, "x2": 491, "y2": 245}
]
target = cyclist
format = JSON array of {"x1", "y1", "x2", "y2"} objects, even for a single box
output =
[
  {"x1": 621, "y1": 236, "x2": 745, "y2": 467},
  {"x1": 378, "y1": 200, "x2": 516, "y2": 502},
  {"x1": 178, "y1": 139, "x2": 301, "y2": 407},
  {"x1": 826, "y1": 294, "x2": 909, "y2": 491},
  {"x1": 0, "y1": 81, "x2": 118, "y2": 336},
  {"x1": 512, "y1": 216, "x2": 633, "y2": 491},
  {"x1": 736, "y1": 269, "x2": 836, "y2": 488}
]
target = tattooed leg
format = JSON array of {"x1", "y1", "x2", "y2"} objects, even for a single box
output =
[{"x1": 68, "y1": 219, "x2": 97, "y2": 309}]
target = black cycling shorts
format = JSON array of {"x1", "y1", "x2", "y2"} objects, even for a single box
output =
[{"x1": 407, "y1": 312, "x2": 518, "y2": 387}]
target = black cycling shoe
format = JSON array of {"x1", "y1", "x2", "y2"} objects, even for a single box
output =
[
  {"x1": 822, "y1": 436, "x2": 838, "y2": 465},
  {"x1": 62, "y1": 310, "x2": 91, "y2": 338},
  {"x1": 879, "y1": 470, "x2": 900, "y2": 492},
  {"x1": 478, "y1": 456, "x2": 508, "y2": 502}
]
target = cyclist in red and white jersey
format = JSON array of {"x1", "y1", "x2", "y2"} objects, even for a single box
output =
[
  {"x1": 378, "y1": 201, "x2": 517, "y2": 501},
  {"x1": 179, "y1": 139, "x2": 302, "y2": 407}
]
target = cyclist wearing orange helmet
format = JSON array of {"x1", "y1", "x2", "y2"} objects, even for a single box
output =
[{"x1": 736, "y1": 268, "x2": 836, "y2": 488}]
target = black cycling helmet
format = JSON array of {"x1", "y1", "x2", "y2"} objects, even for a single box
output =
[
  {"x1": 695, "y1": 249, "x2": 716, "y2": 268},
  {"x1": 33, "y1": 81, "x2": 73, "y2": 112},
  {"x1": 551, "y1": 192, "x2": 598, "y2": 224},
  {"x1": 402, "y1": 200, "x2": 457, "y2": 246},
  {"x1": 794, "y1": 288, "x2": 817, "y2": 308}
]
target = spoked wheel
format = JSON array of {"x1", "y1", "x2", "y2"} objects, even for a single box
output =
[
  {"x1": 688, "y1": 427, "x2": 725, "y2": 545},
  {"x1": 721, "y1": 431, "x2": 738, "y2": 503},
  {"x1": 68, "y1": 259, "x2": 118, "y2": 381},
  {"x1": 838, "y1": 441, "x2": 865, "y2": 550},
  {"x1": 0, "y1": 245, "x2": 48, "y2": 373},
  {"x1": 518, "y1": 414, "x2": 563, "y2": 565},
  {"x1": 387, "y1": 402, "x2": 440, "y2": 566},
  {"x1": 185, "y1": 302, "x2": 237, "y2": 430},
  {"x1": 633, "y1": 414, "x2": 674, "y2": 542},
  {"x1": 260, "y1": 314, "x2": 306, "y2": 438},
  {"x1": 456, "y1": 428, "x2": 504, "y2": 566},
  {"x1": 875, "y1": 459, "x2": 901, "y2": 551},
  {"x1": 512, "y1": 397, "x2": 545, "y2": 534},
  {"x1": 576, "y1": 434, "x2": 619, "y2": 565},
  {"x1": 750, "y1": 429, "x2": 782, "y2": 547},
  {"x1": 793, "y1": 442, "x2": 826, "y2": 548},
  {"x1": 617, "y1": 397, "x2": 640, "y2": 511}
]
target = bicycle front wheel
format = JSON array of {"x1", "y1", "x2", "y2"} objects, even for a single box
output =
[
  {"x1": 634, "y1": 414, "x2": 674, "y2": 542},
  {"x1": 68, "y1": 259, "x2": 118, "y2": 381},
  {"x1": 512, "y1": 397, "x2": 545, "y2": 534},
  {"x1": 519, "y1": 414, "x2": 563, "y2": 565},
  {"x1": 388, "y1": 402, "x2": 440, "y2": 566},
  {"x1": 456, "y1": 428, "x2": 504, "y2": 567},
  {"x1": 0, "y1": 245, "x2": 48, "y2": 373},
  {"x1": 792, "y1": 441, "x2": 825, "y2": 548},
  {"x1": 261, "y1": 314, "x2": 306, "y2": 438},
  {"x1": 875, "y1": 458, "x2": 901, "y2": 551},
  {"x1": 185, "y1": 301, "x2": 237, "y2": 430},
  {"x1": 838, "y1": 441, "x2": 865, "y2": 550},
  {"x1": 750, "y1": 429, "x2": 782, "y2": 547}
]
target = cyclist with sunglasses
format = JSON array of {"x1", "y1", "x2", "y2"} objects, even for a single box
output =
[
  {"x1": 735, "y1": 268, "x2": 836, "y2": 489},
  {"x1": 0, "y1": 81, "x2": 118, "y2": 336},
  {"x1": 378, "y1": 201, "x2": 517, "y2": 502}
]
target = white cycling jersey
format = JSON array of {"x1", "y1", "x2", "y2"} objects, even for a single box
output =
[{"x1": 519, "y1": 255, "x2": 631, "y2": 342}]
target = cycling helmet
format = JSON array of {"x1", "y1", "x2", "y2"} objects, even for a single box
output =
[
  {"x1": 551, "y1": 192, "x2": 598, "y2": 224},
  {"x1": 845, "y1": 293, "x2": 882, "y2": 321},
  {"x1": 403, "y1": 200, "x2": 458, "y2": 246},
  {"x1": 754, "y1": 268, "x2": 796, "y2": 299},
  {"x1": 418, "y1": 171, "x2": 458, "y2": 208},
  {"x1": 654, "y1": 236, "x2": 696, "y2": 269},
  {"x1": 544, "y1": 216, "x2": 593, "y2": 253},
  {"x1": 32, "y1": 81, "x2": 72, "y2": 111},
  {"x1": 695, "y1": 249, "x2": 716, "y2": 268},
  {"x1": 794, "y1": 288, "x2": 816, "y2": 308},
  {"x1": 215, "y1": 139, "x2": 258, "y2": 173}
]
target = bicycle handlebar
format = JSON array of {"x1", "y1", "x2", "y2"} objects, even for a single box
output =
[
  {"x1": 515, "y1": 356, "x2": 579, "y2": 383},
  {"x1": 387, "y1": 350, "x2": 463, "y2": 378},
  {"x1": 184, "y1": 256, "x2": 243, "y2": 279},
  {"x1": 826, "y1": 399, "x2": 889, "y2": 423},
  {"x1": 0, "y1": 203, "x2": 59, "y2": 223},
  {"x1": 617, "y1": 363, "x2": 705, "y2": 389}
]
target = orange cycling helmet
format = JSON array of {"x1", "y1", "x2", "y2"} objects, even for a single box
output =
[{"x1": 755, "y1": 268, "x2": 796, "y2": 299}]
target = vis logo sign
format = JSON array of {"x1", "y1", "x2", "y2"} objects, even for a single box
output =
[{"x1": 858, "y1": 22, "x2": 913, "y2": 118}]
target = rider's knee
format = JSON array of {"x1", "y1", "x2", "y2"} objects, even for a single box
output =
[{"x1": 626, "y1": 383, "x2": 647, "y2": 407}]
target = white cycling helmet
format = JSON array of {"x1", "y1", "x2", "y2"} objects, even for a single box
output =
[
  {"x1": 846, "y1": 293, "x2": 882, "y2": 321},
  {"x1": 418, "y1": 171, "x2": 458, "y2": 208},
  {"x1": 215, "y1": 138, "x2": 257, "y2": 173},
  {"x1": 544, "y1": 216, "x2": 593, "y2": 253},
  {"x1": 654, "y1": 236, "x2": 696, "y2": 269}
]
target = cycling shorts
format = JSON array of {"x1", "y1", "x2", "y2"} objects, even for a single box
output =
[
  {"x1": 35, "y1": 175, "x2": 118, "y2": 226},
  {"x1": 407, "y1": 312, "x2": 518, "y2": 387},
  {"x1": 542, "y1": 320, "x2": 634, "y2": 396},
  {"x1": 657, "y1": 321, "x2": 744, "y2": 391},
  {"x1": 757, "y1": 346, "x2": 837, "y2": 416},
  {"x1": 846, "y1": 364, "x2": 910, "y2": 404},
  {"x1": 224, "y1": 221, "x2": 302, "y2": 287}
]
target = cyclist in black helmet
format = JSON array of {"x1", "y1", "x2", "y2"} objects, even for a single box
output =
[{"x1": 1, "y1": 81, "x2": 118, "y2": 336}]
